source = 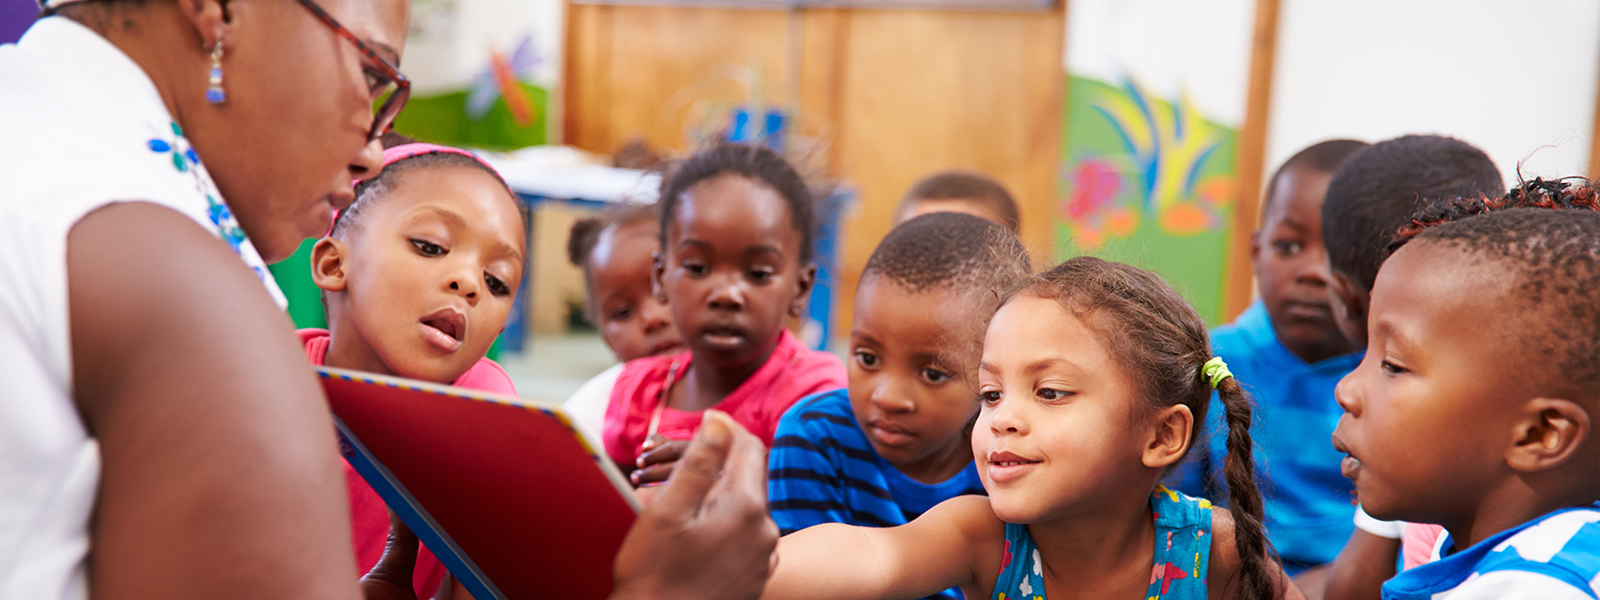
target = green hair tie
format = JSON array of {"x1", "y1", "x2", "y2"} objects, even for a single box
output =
[{"x1": 1202, "y1": 356, "x2": 1233, "y2": 389}]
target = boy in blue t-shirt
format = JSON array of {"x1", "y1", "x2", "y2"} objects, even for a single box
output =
[
  {"x1": 1333, "y1": 197, "x2": 1600, "y2": 600},
  {"x1": 1172, "y1": 140, "x2": 1371, "y2": 578},
  {"x1": 767, "y1": 213, "x2": 1030, "y2": 599}
]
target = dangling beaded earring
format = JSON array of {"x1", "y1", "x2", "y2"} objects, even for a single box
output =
[{"x1": 206, "y1": 43, "x2": 226, "y2": 105}]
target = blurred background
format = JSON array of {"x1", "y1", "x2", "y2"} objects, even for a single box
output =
[{"x1": 7, "y1": 0, "x2": 1598, "y2": 399}]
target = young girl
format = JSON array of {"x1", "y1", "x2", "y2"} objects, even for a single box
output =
[
  {"x1": 563, "y1": 203, "x2": 685, "y2": 443},
  {"x1": 305, "y1": 137, "x2": 528, "y2": 599},
  {"x1": 567, "y1": 203, "x2": 684, "y2": 363},
  {"x1": 603, "y1": 144, "x2": 847, "y2": 484},
  {"x1": 763, "y1": 257, "x2": 1296, "y2": 600}
]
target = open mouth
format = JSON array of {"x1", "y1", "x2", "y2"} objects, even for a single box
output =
[
  {"x1": 419, "y1": 308, "x2": 467, "y2": 352},
  {"x1": 986, "y1": 450, "x2": 1041, "y2": 483},
  {"x1": 1330, "y1": 436, "x2": 1361, "y2": 481}
]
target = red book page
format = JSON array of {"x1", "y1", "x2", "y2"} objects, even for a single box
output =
[{"x1": 321, "y1": 368, "x2": 638, "y2": 599}]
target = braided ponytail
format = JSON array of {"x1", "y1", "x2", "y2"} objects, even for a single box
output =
[{"x1": 1213, "y1": 374, "x2": 1275, "y2": 600}]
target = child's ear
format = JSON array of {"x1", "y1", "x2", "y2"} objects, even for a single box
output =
[
  {"x1": 1249, "y1": 229, "x2": 1263, "y2": 267},
  {"x1": 651, "y1": 251, "x2": 668, "y2": 304},
  {"x1": 310, "y1": 238, "x2": 349, "y2": 292},
  {"x1": 1328, "y1": 270, "x2": 1369, "y2": 345},
  {"x1": 1142, "y1": 404, "x2": 1194, "y2": 469},
  {"x1": 1505, "y1": 397, "x2": 1590, "y2": 473},
  {"x1": 789, "y1": 262, "x2": 818, "y2": 319}
]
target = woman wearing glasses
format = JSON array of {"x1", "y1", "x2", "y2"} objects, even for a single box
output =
[{"x1": 0, "y1": 0, "x2": 775, "y2": 598}]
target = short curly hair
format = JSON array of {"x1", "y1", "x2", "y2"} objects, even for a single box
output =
[{"x1": 1391, "y1": 193, "x2": 1600, "y2": 400}]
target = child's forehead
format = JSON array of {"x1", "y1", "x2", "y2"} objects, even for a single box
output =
[
  {"x1": 366, "y1": 171, "x2": 525, "y2": 245},
  {"x1": 1263, "y1": 167, "x2": 1334, "y2": 226},
  {"x1": 668, "y1": 176, "x2": 799, "y2": 248}
]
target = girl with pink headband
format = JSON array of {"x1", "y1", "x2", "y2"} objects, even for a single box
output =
[{"x1": 303, "y1": 136, "x2": 527, "y2": 599}]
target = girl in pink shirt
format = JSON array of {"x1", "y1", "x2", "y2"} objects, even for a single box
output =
[
  {"x1": 603, "y1": 144, "x2": 846, "y2": 484},
  {"x1": 300, "y1": 137, "x2": 526, "y2": 599}
]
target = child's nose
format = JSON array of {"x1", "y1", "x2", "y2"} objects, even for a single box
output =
[
  {"x1": 706, "y1": 277, "x2": 745, "y2": 311},
  {"x1": 869, "y1": 379, "x2": 915, "y2": 413},
  {"x1": 446, "y1": 272, "x2": 480, "y2": 304},
  {"x1": 641, "y1": 298, "x2": 673, "y2": 334},
  {"x1": 1296, "y1": 247, "x2": 1333, "y2": 286},
  {"x1": 987, "y1": 397, "x2": 1023, "y2": 435},
  {"x1": 1334, "y1": 369, "x2": 1361, "y2": 417}
]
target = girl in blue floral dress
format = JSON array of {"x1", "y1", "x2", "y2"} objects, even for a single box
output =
[{"x1": 760, "y1": 257, "x2": 1298, "y2": 600}]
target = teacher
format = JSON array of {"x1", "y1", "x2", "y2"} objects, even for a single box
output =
[{"x1": 0, "y1": 0, "x2": 777, "y2": 598}]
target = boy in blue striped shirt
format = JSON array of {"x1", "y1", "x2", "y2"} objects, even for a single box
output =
[{"x1": 767, "y1": 213, "x2": 1031, "y2": 598}]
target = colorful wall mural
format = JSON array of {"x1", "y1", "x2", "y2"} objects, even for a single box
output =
[
  {"x1": 1058, "y1": 0, "x2": 1254, "y2": 324},
  {"x1": 1057, "y1": 75, "x2": 1238, "y2": 323}
]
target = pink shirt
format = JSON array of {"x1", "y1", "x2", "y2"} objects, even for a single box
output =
[
  {"x1": 298, "y1": 328, "x2": 517, "y2": 597},
  {"x1": 602, "y1": 329, "x2": 847, "y2": 467}
]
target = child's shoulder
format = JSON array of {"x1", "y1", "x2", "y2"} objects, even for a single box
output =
[
  {"x1": 453, "y1": 357, "x2": 518, "y2": 397},
  {"x1": 773, "y1": 389, "x2": 861, "y2": 446},
  {"x1": 1467, "y1": 504, "x2": 1600, "y2": 593}
]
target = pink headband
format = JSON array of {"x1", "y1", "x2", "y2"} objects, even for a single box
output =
[
  {"x1": 334, "y1": 143, "x2": 514, "y2": 234},
  {"x1": 353, "y1": 142, "x2": 507, "y2": 188}
]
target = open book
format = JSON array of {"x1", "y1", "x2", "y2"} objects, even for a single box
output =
[{"x1": 319, "y1": 367, "x2": 639, "y2": 600}]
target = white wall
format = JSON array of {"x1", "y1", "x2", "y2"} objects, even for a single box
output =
[
  {"x1": 401, "y1": 0, "x2": 566, "y2": 133},
  {"x1": 1267, "y1": 0, "x2": 1600, "y2": 187},
  {"x1": 1066, "y1": 0, "x2": 1255, "y2": 126}
]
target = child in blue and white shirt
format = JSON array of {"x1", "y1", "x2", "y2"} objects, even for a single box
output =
[{"x1": 1330, "y1": 190, "x2": 1600, "y2": 600}]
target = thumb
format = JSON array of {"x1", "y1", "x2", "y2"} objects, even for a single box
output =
[{"x1": 646, "y1": 410, "x2": 736, "y2": 519}]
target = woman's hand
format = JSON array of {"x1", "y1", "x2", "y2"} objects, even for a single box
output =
[
  {"x1": 631, "y1": 434, "x2": 689, "y2": 486},
  {"x1": 611, "y1": 411, "x2": 779, "y2": 600}
]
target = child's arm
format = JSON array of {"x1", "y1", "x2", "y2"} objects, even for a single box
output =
[
  {"x1": 1323, "y1": 529, "x2": 1399, "y2": 600},
  {"x1": 761, "y1": 495, "x2": 1005, "y2": 600},
  {"x1": 1206, "y1": 508, "x2": 1306, "y2": 600}
]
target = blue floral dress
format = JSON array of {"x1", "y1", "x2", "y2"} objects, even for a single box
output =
[{"x1": 992, "y1": 486, "x2": 1214, "y2": 600}]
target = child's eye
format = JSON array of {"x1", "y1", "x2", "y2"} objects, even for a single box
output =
[
  {"x1": 484, "y1": 274, "x2": 510, "y2": 296},
  {"x1": 748, "y1": 269, "x2": 774, "y2": 283},
  {"x1": 1037, "y1": 388, "x2": 1072, "y2": 401},
  {"x1": 1273, "y1": 240, "x2": 1304, "y2": 256},
  {"x1": 683, "y1": 262, "x2": 708, "y2": 276},
  {"x1": 1380, "y1": 360, "x2": 1410, "y2": 376},
  {"x1": 411, "y1": 239, "x2": 445, "y2": 256},
  {"x1": 854, "y1": 350, "x2": 880, "y2": 369},
  {"x1": 920, "y1": 368, "x2": 950, "y2": 384},
  {"x1": 608, "y1": 306, "x2": 634, "y2": 322},
  {"x1": 979, "y1": 390, "x2": 1003, "y2": 406}
]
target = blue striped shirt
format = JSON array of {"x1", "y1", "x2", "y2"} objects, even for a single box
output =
[
  {"x1": 768, "y1": 390, "x2": 986, "y2": 599},
  {"x1": 1383, "y1": 503, "x2": 1600, "y2": 600}
]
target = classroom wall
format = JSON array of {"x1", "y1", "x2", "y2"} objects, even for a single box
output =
[
  {"x1": 564, "y1": 3, "x2": 1064, "y2": 333},
  {"x1": 1265, "y1": 0, "x2": 1600, "y2": 186}
]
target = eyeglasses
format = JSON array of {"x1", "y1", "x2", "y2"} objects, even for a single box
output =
[{"x1": 293, "y1": 0, "x2": 411, "y2": 142}]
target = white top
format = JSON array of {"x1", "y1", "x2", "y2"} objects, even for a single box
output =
[
  {"x1": 0, "y1": 18, "x2": 283, "y2": 599},
  {"x1": 563, "y1": 363, "x2": 623, "y2": 449},
  {"x1": 1352, "y1": 505, "x2": 1404, "y2": 539}
]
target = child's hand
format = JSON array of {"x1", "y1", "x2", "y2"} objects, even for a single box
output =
[
  {"x1": 361, "y1": 511, "x2": 421, "y2": 600},
  {"x1": 631, "y1": 434, "x2": 689, "y2": 487},
  {"x1": 612, "y1": 411, "x2": 779, "y2": 600}
]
